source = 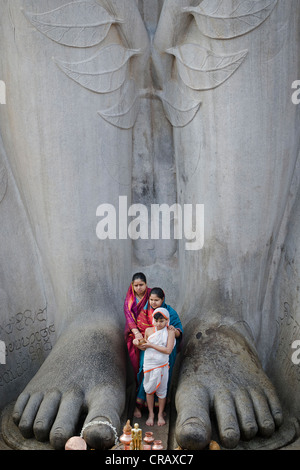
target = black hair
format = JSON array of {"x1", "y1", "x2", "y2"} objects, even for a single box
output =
[
  {"x1": 132, "y1": 272, "x2": 147, "y2": 283},
  {"x1": 150, "y1": 287, "x2": 165, "y2": 299},
  {"x1": 153, "y1": 312, "x2": 166, "y2": 320}
]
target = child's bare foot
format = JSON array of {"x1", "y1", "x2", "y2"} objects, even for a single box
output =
[
  {"x1": 157, "y1": 414, "x2": 166, "y2": 426},
  {"x1": 146, "y1": 414, "x2": 154, "y2": 426},
  {"x1": 134, "y1": 406, "x2": 142, "y2": 418}
]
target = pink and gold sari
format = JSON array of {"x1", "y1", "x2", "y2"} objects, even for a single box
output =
[{"x1": 124, "y1": 284, "x2": 151, "y2": 378}]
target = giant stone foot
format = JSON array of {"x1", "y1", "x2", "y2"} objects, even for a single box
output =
[
  {"x1": 175, "y1": 318, "x2": 283, "y2": 450},
  {"x1": 12, "y1": 318, "x2": 126, "y2": 450}
]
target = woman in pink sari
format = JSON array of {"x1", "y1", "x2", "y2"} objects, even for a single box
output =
[{"x1": 124, "y1": 273, "x2": 151, "y2": 381}]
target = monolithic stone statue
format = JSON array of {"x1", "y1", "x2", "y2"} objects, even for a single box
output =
[{"x1": 0, "y1": 0, "x2": 299, "y2": 450}]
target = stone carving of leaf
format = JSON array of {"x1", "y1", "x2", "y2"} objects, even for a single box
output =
[
  {"x1": 54, "y1": 45, "x2": 140, "y2": 93},
  {"x1": 23, "y1": 1, "x2": 120, "y2": 48},
  {"x1": 158, "y1": 80, "x2": 201, "y2": 127},
  {"x1": 98, "y1": 80, "x2": 140, "y2": 129},
  {"x1": 183, "y1": 0, "x2": 278, "y2": 39},
  {"x1": 167, "y1": 44, "x2": 248, "y2": 90}
]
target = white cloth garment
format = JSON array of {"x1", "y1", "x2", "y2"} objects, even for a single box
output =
[{"x1": 143, "y1": 325, "x2": 175, "y2": 398}]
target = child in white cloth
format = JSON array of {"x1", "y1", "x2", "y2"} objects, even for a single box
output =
[{"x1": 142, "y1": 307, "x2": 176, "y2": 426}]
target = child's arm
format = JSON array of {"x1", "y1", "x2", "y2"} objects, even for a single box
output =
[{"x1": 144, "y1": 329, "x2": 175, "y2": 355}]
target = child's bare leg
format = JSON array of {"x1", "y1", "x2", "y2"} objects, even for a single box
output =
[
  {"x1": 157, "y1": 397, "x2": 166, "y2": 426},
  {"x1": 146, "y1": 394, "x2": 155, "y2": 426}
]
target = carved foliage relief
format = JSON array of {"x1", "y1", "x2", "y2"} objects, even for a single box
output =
[{"x1": 23, "y1": 0, "x2": 278, "y2": 129}]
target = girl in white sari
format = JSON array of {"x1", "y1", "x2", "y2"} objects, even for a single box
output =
[{"x1": 143, "y1": 308, "x2": 176, "y2": 426}]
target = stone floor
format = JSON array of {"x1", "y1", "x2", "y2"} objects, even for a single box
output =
[
  {"x1": 1, "y1": 404, "x2": 300, "y2": 451},
  {"x1": 280, "y1": 437, "x2": 300, "y2": 450}
]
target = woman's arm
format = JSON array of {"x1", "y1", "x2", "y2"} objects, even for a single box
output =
[
  {"x1": 131, "y1": 327, "x2": 143, "y2": 340},
  {"x1": 166, "y1": 304, "x2": 183, "y2": 340},
  {"x1": 135, "y1": 327, "x2": 154, "y2": 350},
  {"x1": 168, "y1": 325, "x2": 181, "y2": 338}
]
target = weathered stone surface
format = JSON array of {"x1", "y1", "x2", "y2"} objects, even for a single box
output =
[{"x1": 0, "y1": 0, "x2": 299, "y2": 450}]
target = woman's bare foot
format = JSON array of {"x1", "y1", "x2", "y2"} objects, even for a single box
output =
[{"x1": 133, "y1": 406, "x2": 142, "y2": 418}]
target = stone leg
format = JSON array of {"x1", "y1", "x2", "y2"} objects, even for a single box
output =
[
  {"x1": 154, "y1": 0, "x2": 300, "y2": 449},
  {"x1": 268, "y1": 177, "x2": 300, "y2": 426},
  {"x1": 0, "y1": 0, "x2": 139, "y2": 449},
  {"x1": 1, "y1": 0, "x2": 300, "y2": 451}
]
